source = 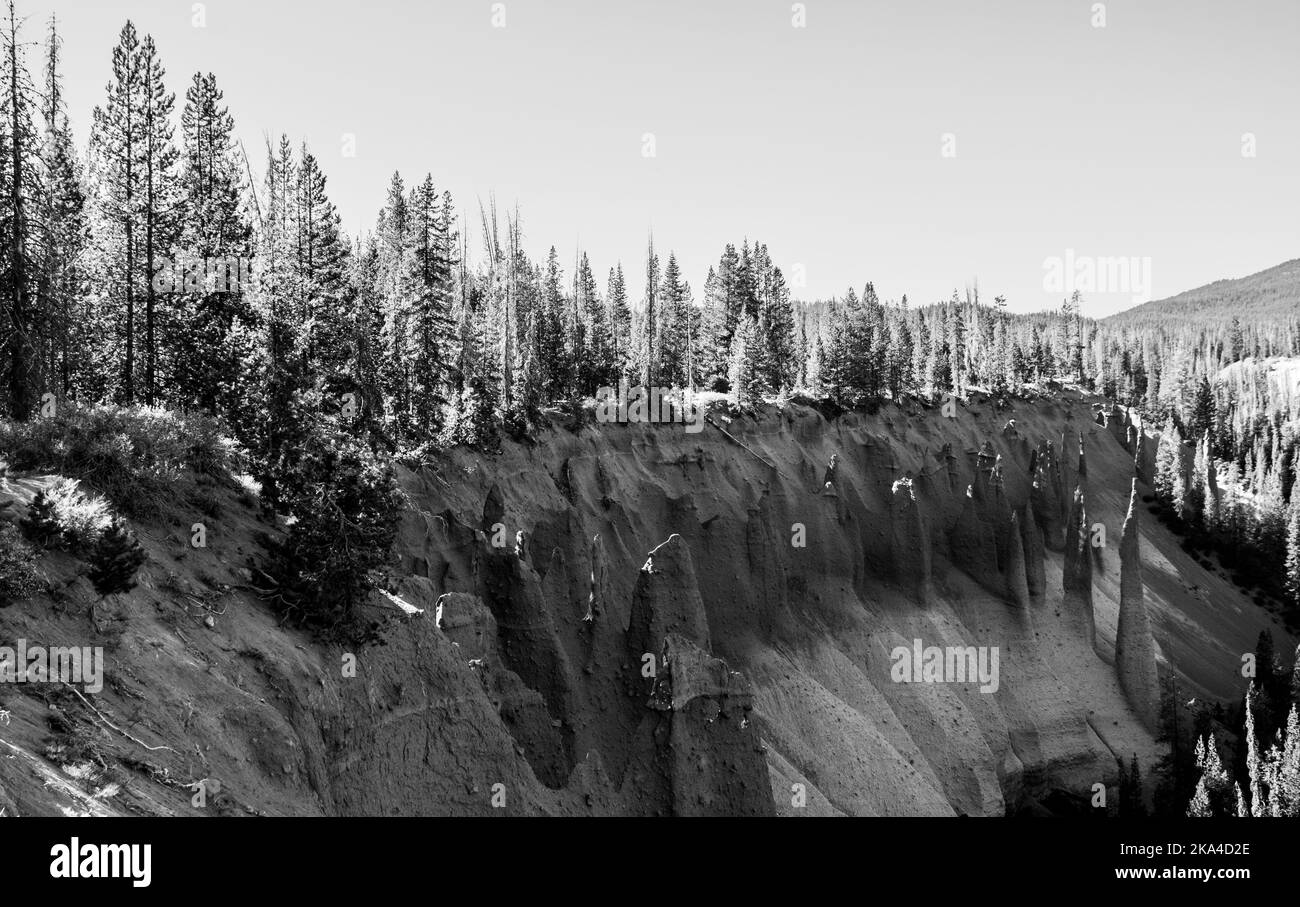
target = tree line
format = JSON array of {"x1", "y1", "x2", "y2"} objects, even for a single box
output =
[{"x1": 0, "y1": 8, "x2": 1297, "y2": 626}]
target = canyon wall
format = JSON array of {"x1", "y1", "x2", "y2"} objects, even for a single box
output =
[{"x1": 0, "y1": 390, "x2": 1289, "y2": 816}]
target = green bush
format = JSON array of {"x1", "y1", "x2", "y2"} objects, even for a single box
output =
[
  {"x1": 0, "y1": 523, "x2": 41, "y2": 606},
  {"x1": 0, "y1": 404, "x2": 239, "y2": 517},
  {"x1": 20, "y1": 479, "x2": 112, "y2": 552},
  {"x1": 52, "y1": 480, "x2": 113, "y2": 551},
  {"x1": 266, "y1": 428, "x2": 400, "y2": 636}
]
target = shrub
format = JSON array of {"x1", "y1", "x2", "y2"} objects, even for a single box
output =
[
  {"x1": 0, "y1": 404, "x2": 239, "y2": 517},
  {"x1": 20, "y1": 490, "x2": 62, "y2": 548},
  {"x1": 88, "y1": 518, "x2": 147, "y2": 597},
  {"x1": 44, "y1": 479, "x2": 112, "y2": 552},
  {"x1": 266, "y1": 429, "x2": 400, "y2": 635},
  {"x1": 0, "y1": 524, "x2": 41, "y2": 606}
]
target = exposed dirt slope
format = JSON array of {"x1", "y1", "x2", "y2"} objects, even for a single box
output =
[{"x1": 0, "y1": 390, "x2": 1288, "y2": 815}]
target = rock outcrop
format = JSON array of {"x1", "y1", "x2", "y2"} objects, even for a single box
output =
[
  {"x1": 1101, "y1": 403, "x2": 1133, "y2": 453},
  {"x1": 1030, "y1": 441, "x2": 1066, "y2": 550},
  {"x1": 1134, "y1": 430, "x2": 1153, "y2": 483},
  {"x1": 950, "y1": 485, "x2": 1001, "y2": 594},
  {"x1": 1018, "y1": 503, "x2": 1046, "y2": 600},
  {"x1": 436, "y1": 591, "x2": 570, "y2": 787},
  {"x1": 624, "y1": 535, "x2": 772, "y2": 816},
  {"x1": 626, "y1": 534, "x2": 711, "y2": 658},
  {"x1": 1059, "y1": 425, "x2": 1078, "y2": 518},
  {"x1": 1062, "y1": 486, "x2": 1096, "y2": 649},
  {"x1": 1115, "y1": 480, "x2": 1160, "y2": 730},
  {"x1": 1006, "y1": 511, "x2": 1031, "y2": 610},
  {"x1": 890, "y1": 476, "x2": 932, "y2": 602},
  {"x1": 659, "y1": 634, "x2": 772, "y2": 816}
]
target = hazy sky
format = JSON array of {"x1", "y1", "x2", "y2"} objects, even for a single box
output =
[{"x1": 33, "y1": 0, "x2": 1300, "y2": 316}]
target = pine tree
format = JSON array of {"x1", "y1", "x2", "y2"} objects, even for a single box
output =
[
  {"x1": 736, "y1": 239, "x2": 757, "y2": 321},
  {"x1": 172, "y1": 70, "x2": 251, "y2": 414},
  {"x1": 1058, "y1": 290, "x2": 1085, "y2": 382},
  {"x1": 1186, "y1": 734, "x2": 1236, "y2": 816},
  {"x1": 565, "y1": 249, "x2": 586, "y2": 398},
  {"x1": 1186, "y1": 773, "x2": 1213, "y2": 817},
  {"x1": 137, "y1": 33, "x2": 178, "y2": 405},
  {"x1": 376, "y1": 171, "x2": 412, "y2": 436},
  {"x1": 1225, "y1": 317, "x2": 1243, "y2": 362},
  {"x1": 89, "y1": 22, "x2": 179, "y2": 405},
  {"x1": 451, "y1": 374, "x2": 498, "y2": 448},
  {"x1": 861, "y1": 284, "x2": 887, "y2": 403},
  {"x1": 887, "y1": 309, "x2": 914, "y2": 401},
  {"x1": 822, "y1": 288, "x2": 866, "y2": 405},
  {"x1": 1273, "y1": 705, "x2": 1300, "y2": 816},
  {"x1": 437, "y1": 189, "x2": 461, "y2": 385},
  {"x1": 576, "y1": 252, "x2": 611, "y2": 395},
  {"x1": 990, "y1": 295, "x2": 1011, "y2": 396},
  {"x1": 912, "y1": 316, "x2": 930, "y2": 395},
  {"x1": 699, "y1": 265, "x2": 728, "y2": 390},
  {"x1": 88, "y1": 517, "x2": 147, "y2": 596},
  {"x1": 607, "y1": 263, "x2": 630, "y2": 381},
  {"x1": 728, "y1": 314, "x2": 760, "y2": 407},
  {"x1": 405, "y1": 175, "x2": 454, "y2": 438},
  {"x1": 246, "y1": 135, "x2": 305, "y2": 505},
  {"x1": 19, "y1": 488, "x2": 60, "y2": 548},
  {"x1": 812, "y1": 332, "x2": 825, "y2": 397},
  {"x1": 656, "y1": 251, "x2": 690, "y2": 387},
  {"x1": 1190, "y1": 376, "x2": 1215, "y2": 444},
  {"x1": 1, "y1": 0, "x2": 44, "y2": 419},
  {"x1": 707, "y1": 243, "x2": 743, "y2": 387},
  {"x1": 348, "y1": 237, "x2": 387, "y2": 444},
  {"x1": 948, "y1": 292, "x2": 966, "y2": 394},
  {"x1": 539, "y1": 246, "x2": 570, "y2": 400},
  {"x1": 930, "y1": 305, "x2": 953, "y2": 395},
  {"x1": 797, "y1": 310, "x2": 811, "y2": 390},
  {"x1": 36, "y1": 14, "x2": 89, "y2": 403},
  {"x1": 473, "y1": 197, "x2": 510, "y2": 413},
  {"x1": 267, "y1": 428, "x2": 399, "y2": 632},
  {"x1": 640, "y1": 236, "x2": 659, "y2": 386},
  {"x1": 1285, "y1": 502, "x2": 1300, "y2": 612},
  {"x1": 1246, "y1": 686, "x2": 1269, "y2": 816},
  {"x1": 508, "y1": 300, "x2": 545, "y2": 427},
  {"x1": 759, "y1": 264, "x2": 797, "y2": 392},
  {"x1": 1154, "y1": 418, "x2": 1186, "y2": 518}
]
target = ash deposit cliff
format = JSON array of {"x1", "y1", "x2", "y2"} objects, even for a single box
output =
[{"x1": 0, "y1": 390, "x2": 1288, "y2": 816}]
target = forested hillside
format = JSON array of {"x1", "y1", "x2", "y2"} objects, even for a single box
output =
[{"x1": 1106, "y1": 259, "x2": 1300, "y2": 326}]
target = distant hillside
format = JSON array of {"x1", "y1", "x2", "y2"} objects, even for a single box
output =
[{"x1": 1106, "y1": 259, "x2": 1300, "y2": 326}]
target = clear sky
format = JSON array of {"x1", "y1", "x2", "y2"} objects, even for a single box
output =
[{"x1": 32, "y1": 0, "x2": 1300, "y2": 316}]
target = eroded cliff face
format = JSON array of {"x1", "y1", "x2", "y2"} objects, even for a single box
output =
[
  {"x1": 368, "y1": 391, "x2": 1194, "y2": 816},
  {"x1": 0, "y1": 391, "x2": 1287, "y2": 816}
]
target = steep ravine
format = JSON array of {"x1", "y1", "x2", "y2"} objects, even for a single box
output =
[
  {"x1": 0, "y1": 391, "x2": 1288, "y2": 816},
  {"x1": 374, "y1": 389, "x2": 1280, "y2": 815}
]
